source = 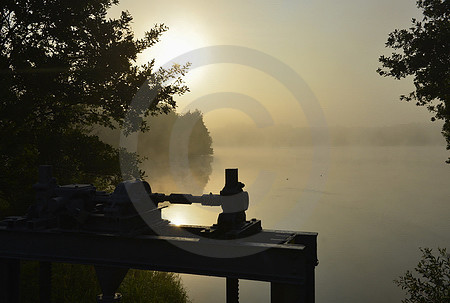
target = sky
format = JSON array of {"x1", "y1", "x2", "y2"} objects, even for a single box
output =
[{"x1": 109, "y1": 0, "x2": 432, "y2": 130}]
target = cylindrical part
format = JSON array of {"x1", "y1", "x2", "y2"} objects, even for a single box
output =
[
  {"x1": 225, "y1": 169, "x2": 238, "y2": 187},
  {"x1": 165, "y1": 194, "x2": 193, "y2": 204},
  {"x1": 221, "y1": 168, "x2": 244, "y2": 196}
]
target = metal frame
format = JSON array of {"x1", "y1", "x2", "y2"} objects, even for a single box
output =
[{"x1": 0, "y1": 226, "x2": 317, "y2": 303}]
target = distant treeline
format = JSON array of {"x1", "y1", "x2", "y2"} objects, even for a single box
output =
[
  {"x1": 97, "y1": 110, "x2": 213, "y2": 157},
  {"x1": 210, "y1": 123, "x2": 445, "y2": 147},
  {"x1": 138, "y1": 110, "x2": 213, "y2": 159},
  {"x1": 96, "y1": 110, "x2": 213, "y2": 193}
]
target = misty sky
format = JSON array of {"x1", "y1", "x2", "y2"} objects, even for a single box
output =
[{"x1": 109, "y1": 0, "x2": 433, "y2": 130}]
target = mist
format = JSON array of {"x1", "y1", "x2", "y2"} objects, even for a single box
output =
[
  {"x1": 177, "y1": 140, "x2": 450, "y2": 303},
  {"x1": 209, "y1": 122, "x2": 445, "y2": 148}
]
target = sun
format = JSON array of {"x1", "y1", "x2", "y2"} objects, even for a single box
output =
[
  {"x1": 137, "y1": 29, "x2": 207, "y2": 70},
  {"x1": 135, "y1": 27, "x2": 209, "y2": 104}
]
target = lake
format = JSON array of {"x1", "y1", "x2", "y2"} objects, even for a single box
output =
[{"x1": 147, "y1": 145, "x2": 450, "y2": 303}]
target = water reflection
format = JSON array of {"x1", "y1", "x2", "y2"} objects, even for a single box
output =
[
  {"x1": 142, "y1": 154, "x2": 213, "y2": 194},
  {"x1": 177, "y1": 146, "x2": 450, "y2": 303}
]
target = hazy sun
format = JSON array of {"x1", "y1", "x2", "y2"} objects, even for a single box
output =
[{"x1": 137, "y1": 29, "x2": 207, "y2": 70}]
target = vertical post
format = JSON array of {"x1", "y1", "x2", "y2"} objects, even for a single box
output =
[
  {"x1": 39, "y1": 261, "x2": 52, "y2": 303},
  {"x1": 271, "y1": 283, "x2": 305, "y2": 303},
  {"x1": 0, "y1": 258, "x2": 20, "y2": 303},
  {"x1": 95, "y1": 266, "x2": 128, "y2": 303},
  {"x1": 225, "y1": 169, "x2": 238, "y2": 187},
  {"x1": 226, "y1": 277, "x2": 239, "y2": 303},
  {"x1": 218, "y1": 168, "x2": 246, "y2": 231},
  {"x1": 306, "y1": 266, "x2": 315, "y2": 302},
  {"x1": 220, "y1": 168, "x2": 242, "y2": 196}
]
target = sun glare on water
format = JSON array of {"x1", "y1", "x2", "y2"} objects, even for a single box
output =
[
  {"x1": 162, "y1": 207, "x2": 189, "y2": 226},
  {"x1": 168, "y1": 214, "x2": 185, "y2": 226}
]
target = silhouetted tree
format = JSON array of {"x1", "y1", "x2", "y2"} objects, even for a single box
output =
[
  {"x1": 136, "y1": 110, "x2": 213, "y2": 193},
  {"x1": 377, "y1": 0, "x2": 450, "y2": 163},
  {"x1": 138, "y1": 110, "x2": 213, "y2": 158},
  {"x1": 0, "y1": 0, "x2": 189, "y2": 216},
  {"x1": 395, "y1": 247, "x2": 449, "y2": 303}
]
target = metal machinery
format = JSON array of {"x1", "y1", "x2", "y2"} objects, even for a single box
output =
[{"x1": 0, "y1": 166, "x2": 318, "y2": 303}]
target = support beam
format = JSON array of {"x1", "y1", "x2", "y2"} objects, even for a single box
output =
[
  {"x1": 0, "y1": 228, "x2": 314, "y2": 284},
  {"x1": 39, "y1": 261, "x2": 52, "y2": 303},
  {"x1": 0, "y1": 227, "x2": 317, "y2": 302},
  {"x1": 0, "y1": 258, "x2": 20, "y2": 303},
  {"x1": 226, "y1": 277, "x2": 239, "y2": 303},
  {"x1": 271, "y1": 282, "x2": 304, "y2": 303},
  {"x1": 95, "y1": 266, "x2": 128, "y2": 303}
]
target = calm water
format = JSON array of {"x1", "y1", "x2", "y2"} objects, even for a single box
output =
[{"x1": 154, "y1": 146, "x2": 450, "y2": 303}]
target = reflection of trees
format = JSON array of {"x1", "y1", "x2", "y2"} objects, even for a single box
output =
[
  {"x1": 138, "y1": 111, "x2": 213, "y2": 194},
  {"x1": 142, "y1": 155, "x2": 213, "y2": 195}
]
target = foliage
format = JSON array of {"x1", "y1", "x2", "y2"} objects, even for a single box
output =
[
  {"x1": 20, "y1": 262, "x2": 190, "y2": 303},
  {"x1": 96, "y1": 109, "x2": 214, "y2": 192},
  {"x1": 1, "y1": 1, "x2": 194, "y2": 301},
  {"x1": 395, "y1": 247, "x2": 450, "y2": 303},
  {"x1": 119, "y1": 269, "x2": 190, "y2": 303},
  {"x1": 137, "y1": 110, "x2": 213, "y2": 192},
  {"x1": 137, "y1": 110, "x2": 213, "y2": 158},
  {"x1": 0, "y1": 0, "x2": 189, "y2": 216},
  {"x1": 377, "y1": 0, "x2": 450, "y2": 162}
]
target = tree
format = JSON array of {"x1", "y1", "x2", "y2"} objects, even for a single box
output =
[
  {"x1": 137, "y1": 110, "x2": 213, "y2": 192},
  {"x1": 0, "y1": 0, "x2": 189, "y2": 216},
  {"x1": 377, "y1": 0, "x2": 450, "y2": 163},
  {"x1": 96, "y1": 109, "x2": 214, "y2": 193},
  {"x1": 137, "y1": 110, "x2": 213, "y2": 159},
  {"x1": 395, "y1": 247, "x2": 449, "y2": 303},
  {"x1": 0, "y1": 1, "x2": 193, "y2": 301}
]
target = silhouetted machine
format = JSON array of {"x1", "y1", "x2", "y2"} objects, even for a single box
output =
[
  {"x1": 0, "y1": 166, "x2": 317, "y2": 303},
  {"x1": 5, "y1": 166, "x2": 261, "y2": 238}
]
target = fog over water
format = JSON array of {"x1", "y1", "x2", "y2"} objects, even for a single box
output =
[{"x1": 151, "y1": 144, "x2": 450, "y2": 303}]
